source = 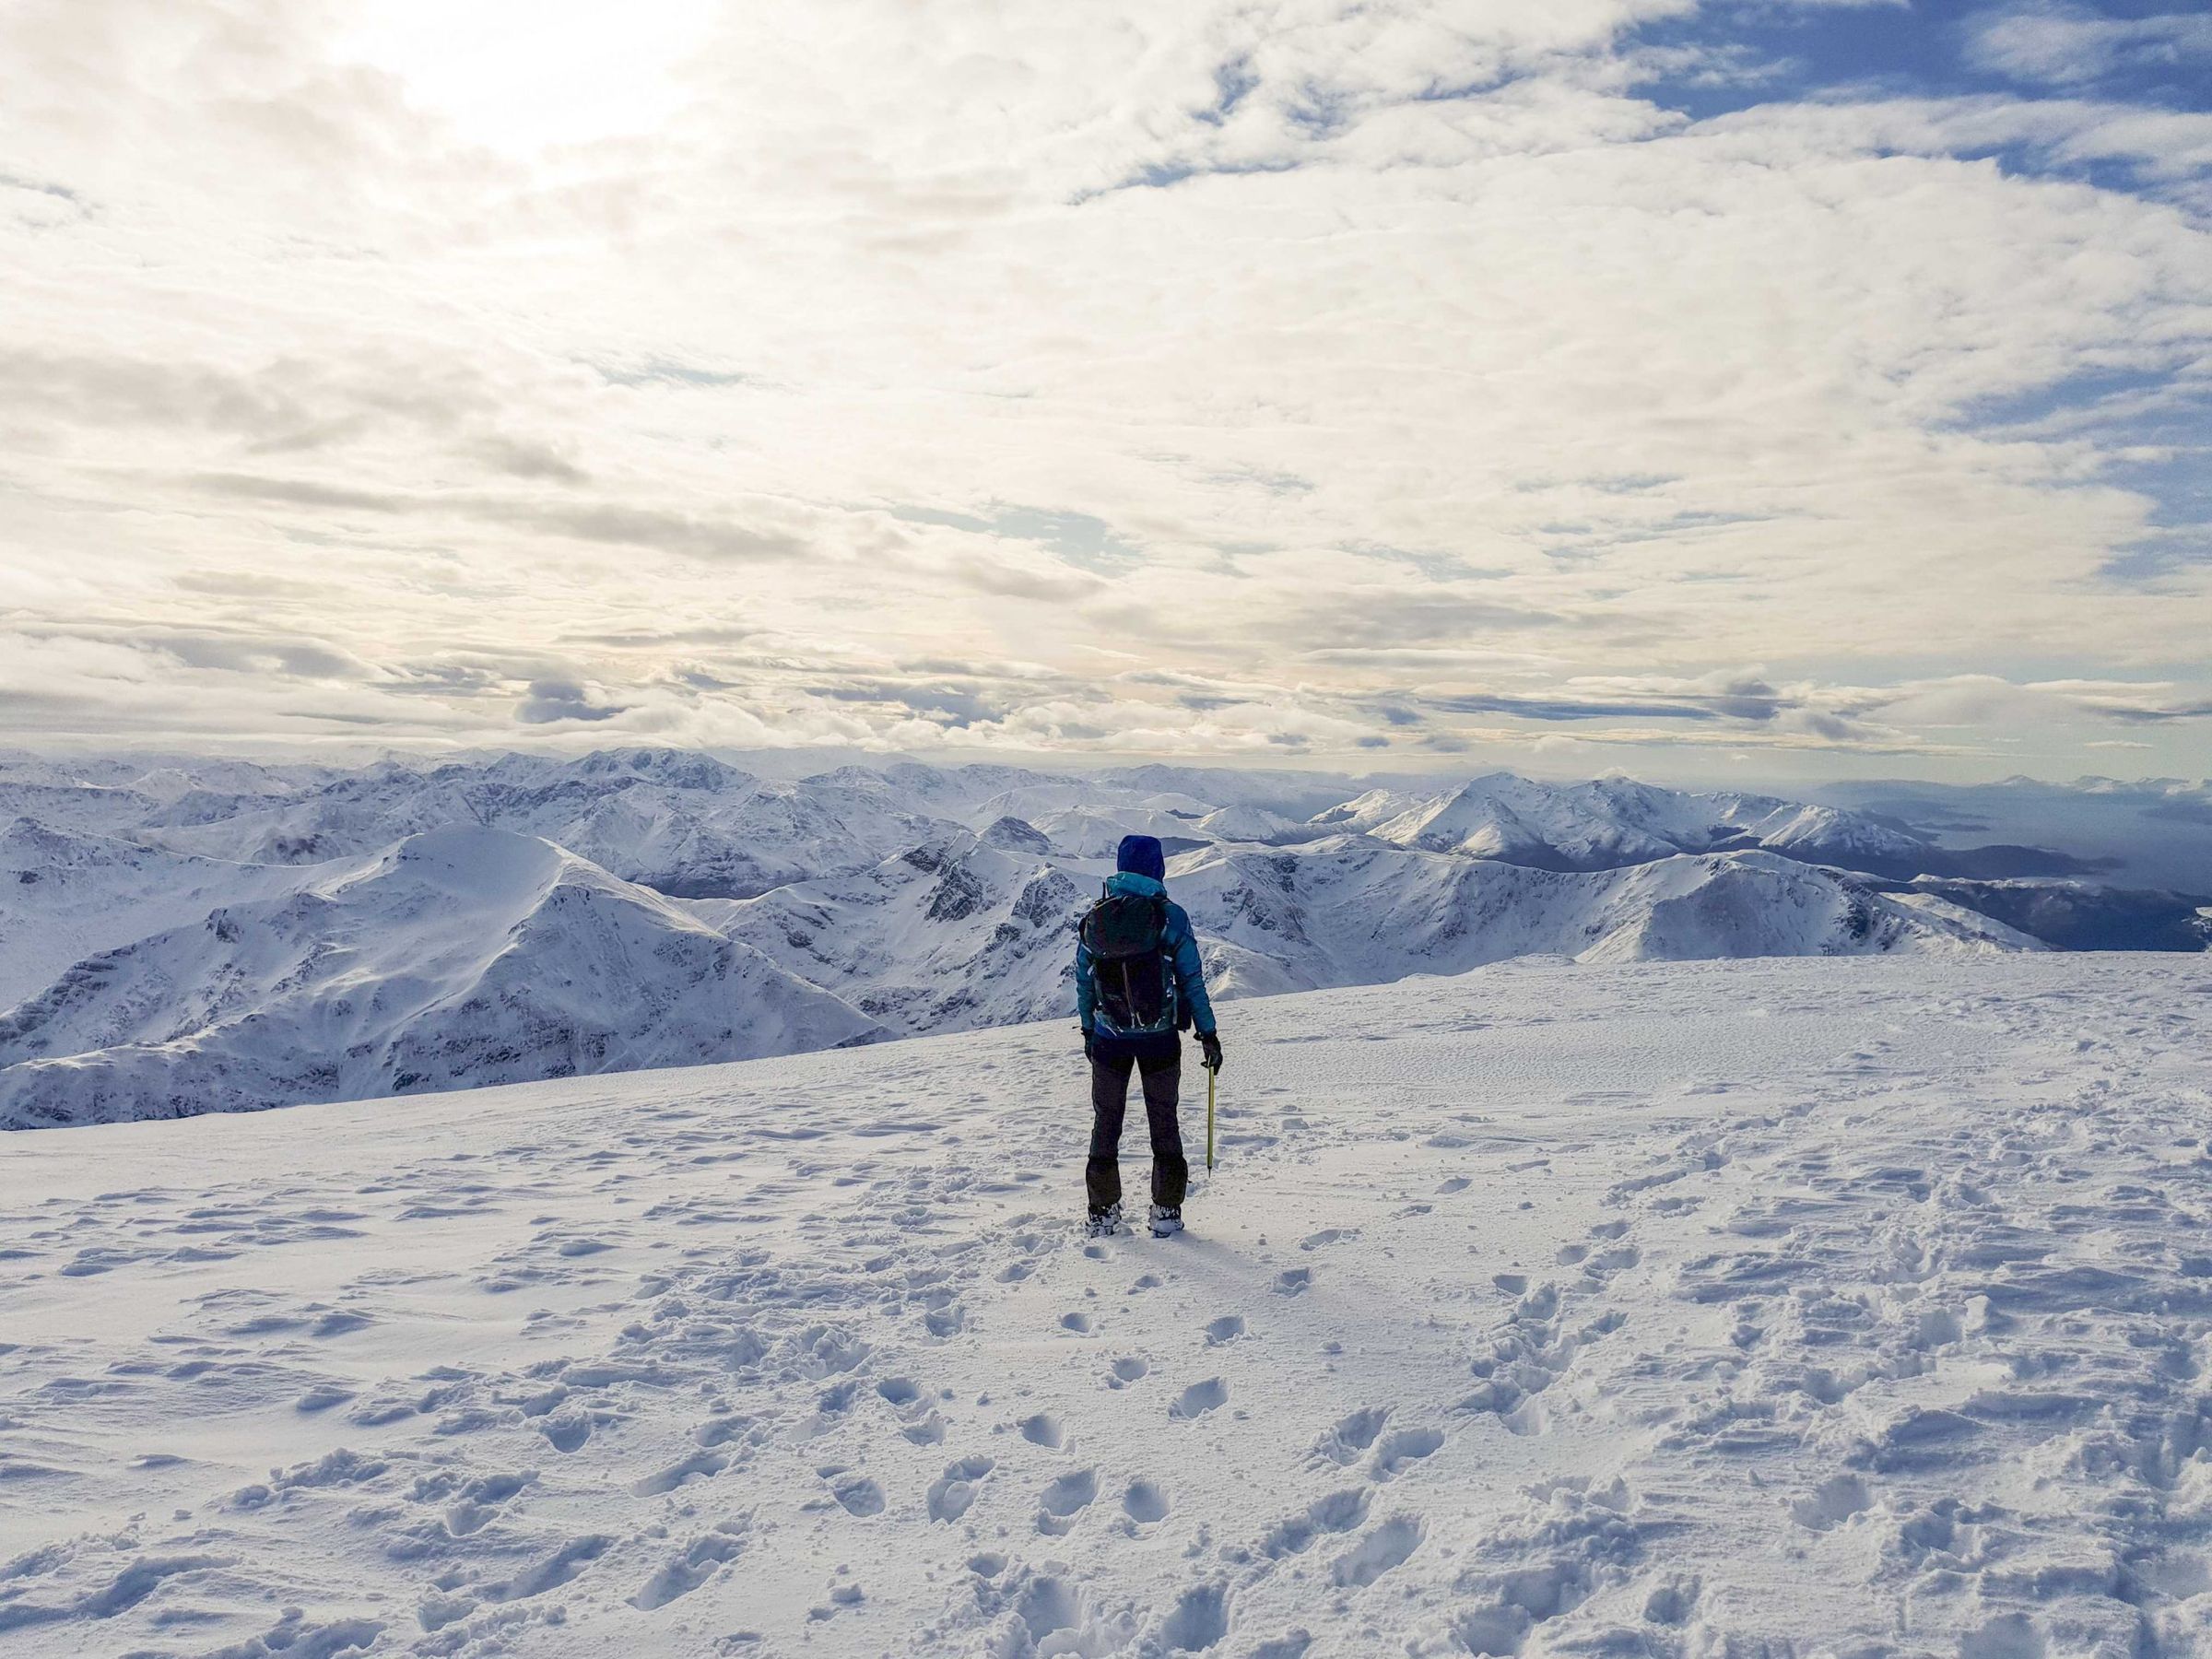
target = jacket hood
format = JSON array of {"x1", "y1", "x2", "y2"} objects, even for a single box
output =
[
  {"x1": 1115, "y1": 832, "x2": 1167, "y2": 880},
  {"x1": 1104, "y1": 870, "x2": 1166, "y2": 899}
]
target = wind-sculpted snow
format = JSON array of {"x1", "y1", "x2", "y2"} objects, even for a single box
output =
[
  {"x1": 0, "y1": 748, "x2": 2193, "y2": 1124},
  {"x1": 0, "y1": 956, "x2": 2205, "y2": 1654}
]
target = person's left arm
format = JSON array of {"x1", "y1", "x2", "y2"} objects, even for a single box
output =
[{"x1": 1168, "y1": 907, "x2": 1216, "y2": 1036}]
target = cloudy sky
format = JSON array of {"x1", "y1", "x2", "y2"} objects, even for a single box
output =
[{"x1": 3, "y1": 0, "x2": 2207, "y2": 782}]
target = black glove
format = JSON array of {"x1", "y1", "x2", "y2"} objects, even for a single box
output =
[
  {"x1": 1199, "y1": 1030, "x2": 1223, "y2": 1073},
  {"x1": 1082, "y1": 1027, "x2": 1098, "y2": 1064}
]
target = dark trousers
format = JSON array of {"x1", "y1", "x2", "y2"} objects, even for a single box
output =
[{"x1": 1088, "y1": 1045, "x2": 1187, "y2": 1213}]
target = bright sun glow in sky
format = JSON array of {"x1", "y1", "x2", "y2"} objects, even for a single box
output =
[
  {"x1": 335, "y1": 0, "x2": 718, "y2": 153},
  {"x1": 0, "y1": 0, "x2": 2207, "y2": 783}
]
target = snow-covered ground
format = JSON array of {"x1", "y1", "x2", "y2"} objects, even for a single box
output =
[{"x1": 4, "y1": 953, "x2": 2207, "y2": 1655}]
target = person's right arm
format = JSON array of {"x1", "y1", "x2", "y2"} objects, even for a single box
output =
[{"x1": 1074, "y1": 935, "x2": 1096, "y2": 1032}]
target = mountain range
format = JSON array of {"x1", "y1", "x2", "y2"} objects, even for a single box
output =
[{"x1": 1, "y1": 747, "x2": 2203, "y2": 1126}]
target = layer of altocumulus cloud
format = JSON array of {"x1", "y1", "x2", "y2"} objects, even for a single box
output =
[{"x1": 0, "y1": 0, "x2": 2206, "y2": 782}]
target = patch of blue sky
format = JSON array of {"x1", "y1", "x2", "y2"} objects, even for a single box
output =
[
  {"x1": 1536, "y1": 511, "x2": 1776, "y2": 566},
  {"x1": 1204, "y1": 465, "x2": 1312, "y2": 496},
  {"x1": 1606, "y1": 510, "x2": 1772, "y2": 541},
  {"x1": 1911, "y1": 138, "x2": 2190, "y2": 199},
  {"x1": 1343, "y1": 543, "x2": 1495, "y2": 582},
  {"x1": 1086, "y1": 156, "x2": 1300, "y2": 196},
  {"x1": 1512, "y1": 473, "x2": 1679, "y2": 496},
  {"x1": 1627, "y1": 5, "x2": 1961, "y2": 123},
  {"x1": 1954, "y1": 364, "x2": 2201, "y2": 439},
  {"x1": 1284, "y1": 79, "x2": 1356, "y2": 138},
  {"x1": 888, "y1": 502, "x2": 1145, "y2": 572},
  {"x1": 592, "y1": 358, "x2": 752, "y2": 388},
  {"x1": 1194, "y1": 56, "x2": 1259, "y2": 127},
  {"x1": 1947, "y1": 365, "x2": 2211, "y2": 582},
  {"x1": 0, "y1": 170, "x2": 84, "y2": 205},
  {"x1": 2097, "y1": 450, "x2": 2212, "y2": 582},
  {"x1": 1627, "y1": 2, "x2": 2211, "y2": 123}
]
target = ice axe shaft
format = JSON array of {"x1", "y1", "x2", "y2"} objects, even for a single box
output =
[{"x1": 1206, "y1": 1066, "x2": 1216, "y2": 1173}]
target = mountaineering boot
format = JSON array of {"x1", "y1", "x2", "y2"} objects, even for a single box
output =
[
  {"x1": 1085, "y1": 1202, "x2": 1123, "y2": 1239},
  {"x1": 1149, "y1": 1204, "x2": 1183, "y2": 1239}
]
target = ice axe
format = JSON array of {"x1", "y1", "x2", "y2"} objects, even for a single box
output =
[{"x1": 1206, "y1": 1065, "x2": 1216, "y2": 1174}]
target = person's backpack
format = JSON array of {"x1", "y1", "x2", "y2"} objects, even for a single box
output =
[{"x1": 1080, "y1": 888, "x2": 1177, "y2": 1035}]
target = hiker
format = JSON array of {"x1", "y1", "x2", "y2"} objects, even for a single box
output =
[{"x1": 1075, "y1": 833, "x2": 1223, "y2": 1239}]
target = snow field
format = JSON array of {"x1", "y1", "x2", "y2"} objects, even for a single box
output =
[{"x1": 0, "y1": 953, "x2": 2207, "y2": 1655}]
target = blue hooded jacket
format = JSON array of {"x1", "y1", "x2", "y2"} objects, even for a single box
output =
[{"x1": 1074, "y1": 865, "x2": 1217, "y2": 1046}]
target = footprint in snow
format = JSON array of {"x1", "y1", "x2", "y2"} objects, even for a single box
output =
[
  {"x1": 632, "y1": 1448, "x2": 727, "y2": 1497},
  {"x1": 540, "y1": 1414, "x2": 591, "y2": 1453},
  {"x1": 1300, "y1": 1229, "x2": 1354, "y2": 1252},
  {"x1": 1312, "y1": 1406, "x2": 1389, "y2": 1465},
  {"x1": 1158, "y1": 1583, "x2": 1230, "y2": 1652},
  {"x1": 1036, "y1": 1468, "x2": 1098, "y2": 1534},
  {"x1": 1019, "y1": 1413, "x2": 1065, "y2": 1449},
  {"x1": 1273, "y1": 1268, "x2": 1311, "y2": 1296},
  {"x1": 1371, "y1": 1426, "x2": 1443, "y2": 1478},
  {"x1": 829, "y1": 1474, "x2": 885, "y2": 1517},
  {"x1": 1204, "y1": 1314, "x2": 1245, "y2": 1346},
  {"x1": 1107, "y1": 1358, "x2": 1148, "y2": 1390},
  {"x1": 1060, "y1": 1312, "x2": 1095, "y2": 1335},
  {"x1": 629, "y1": 1526, "x2": 746, "y2": 1609},
  {"x1": 1789, "y1": 1473, "x2": 1872, "y2": 1532},
  {"x1": 1261, "y1": 1488, "x2": 1370, "y2": 1556},
  {"x1": 928, "y1": 1455, "x2": 995, "y2": 1523},
  {"x1": 1123, "y1": 1479, "x2": 1170, "y2": 1524},
  {"x1": 1170, "y1": 1378, "x2": 1228, "y2": 1419},
  {"x1": 1332, "y1": 1515, "x2": 1424, "y2": 1586},
  {"x1": 445, "y1": 1471, "x2": 532, "y2": 1535}
]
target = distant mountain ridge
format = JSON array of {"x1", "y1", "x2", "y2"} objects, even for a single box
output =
[
  {"x1": 0, "y1": 748, "x2": 2199, "y2": 1125},
  {"x1": 0, "y1": 825, "x2": 877, "y2": 1129},
  {"x1": 1324, "y1": 771, "x2": 2107, "y2": 880}
]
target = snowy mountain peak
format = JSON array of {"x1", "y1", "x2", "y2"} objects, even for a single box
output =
[
  {"x1": 981, "y1": 815, "x2": 1054, "y2": 854},
  {"x1": 566, "y1": 747, "x2": 757, "y2": 791}
]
